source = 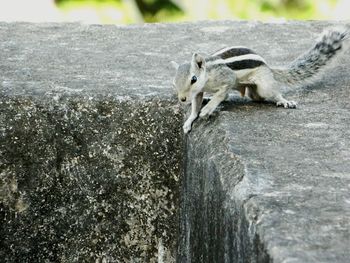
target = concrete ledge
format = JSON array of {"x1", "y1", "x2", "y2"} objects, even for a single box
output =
[
  {"x1": 177, "y1": 21, "x2": 350, "y2": 263},
  {"x1": 1, "y1": 21, "x2": 350, "y2": 263},
  {"x1": 0, "y1": 22, "x2": 183, "y2": 262}
]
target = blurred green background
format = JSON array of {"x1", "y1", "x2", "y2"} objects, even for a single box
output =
[
  {"x1": 54, "y1": 0, "x2": 345, "y2": 23},
  {"x1": 0, "y1": 0, "x2": 348, "y2": 24}
]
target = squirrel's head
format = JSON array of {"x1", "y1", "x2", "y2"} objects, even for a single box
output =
[{"x1": 171, "y1": 53, "x2": 206, "y2": 104}]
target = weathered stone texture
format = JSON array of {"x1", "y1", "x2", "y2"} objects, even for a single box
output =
[
  {"x1": 0, "y1": 22, "x2": 183, "y2": 262},
  {"x1": 0, "y1": 95, "x2": 183, "y2": 262}
]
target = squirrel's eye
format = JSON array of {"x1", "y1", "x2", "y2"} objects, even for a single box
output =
[{"x1": 191, "y1": 76, "x2": 197, "y2": 85}]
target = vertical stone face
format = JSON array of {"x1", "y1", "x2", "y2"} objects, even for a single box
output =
[
  {"x1": 0, "y1": 95, "x2": 183, "y2": 262},
  {"x1": 178, "y1": 126, "x2": 270, "y2": 263}
]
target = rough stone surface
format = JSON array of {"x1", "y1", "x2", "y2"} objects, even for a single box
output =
[
  {"x1": 0, "y1": 22, "x2": 183, "y2": 262},
  {"x1": 178, "y1": 21, "x2": 350, "y2": 263},
  {"x1": 1, "y1": 21, "x2": 350, "y2": 263}
]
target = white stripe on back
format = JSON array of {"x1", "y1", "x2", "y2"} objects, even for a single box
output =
[
  {"x1": 207, "y1": 54, "x2": 267, "y2": 66},
  {"x1": 211, "y1": 46, "x2": 248, "y2": 56}
]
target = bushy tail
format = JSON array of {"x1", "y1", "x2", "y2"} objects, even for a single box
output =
[{"x1": 272, "y1": 27, "x2": 349, "y2": 86}]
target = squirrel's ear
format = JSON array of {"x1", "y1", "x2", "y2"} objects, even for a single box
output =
[
  {"x1": 191, "y1": 53, "x2": 206, "y2": 70},
  {"x1": 170, "y1": 61, "x2": 179, "y2": 71}
]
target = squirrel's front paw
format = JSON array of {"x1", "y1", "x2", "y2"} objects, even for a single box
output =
[
  {"x1": 183, "y1": 121, "x2": 192, "y2": 134},
  {"x1": 199, "y1": 107, "x2": 212, "y2": 119}
]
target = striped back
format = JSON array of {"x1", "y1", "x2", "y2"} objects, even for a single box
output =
[
  {"x1": 212, "y1": 46, "x2": 256, "y2": 58},
  {"x1": 209, "y1": 46, "x2": 266, "y2": 71}
]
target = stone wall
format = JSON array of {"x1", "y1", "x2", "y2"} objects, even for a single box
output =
[
  {"x1": 1, "y1": 21, "x2": 350, "y2": 263},
  {"x1": 0, "y1": 23, "x2": 183, "y2": 262}
]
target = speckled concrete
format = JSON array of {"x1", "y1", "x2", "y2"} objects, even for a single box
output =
[{"x1": 0, "y1": 22, "x2": 183, "y2": 262}]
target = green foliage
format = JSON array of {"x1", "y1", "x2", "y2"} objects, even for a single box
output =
[{"x1": 55, "y1": 0, "x2": 339, "y2": 24}]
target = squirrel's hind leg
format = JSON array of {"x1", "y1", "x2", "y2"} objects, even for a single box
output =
[{"x1": 253, "y1": 68, "x2": 297, "y2": 108}]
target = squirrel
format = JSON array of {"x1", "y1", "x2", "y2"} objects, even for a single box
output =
[{"x1": 171, "y1": 27, "x2": 349, "y2": 134}]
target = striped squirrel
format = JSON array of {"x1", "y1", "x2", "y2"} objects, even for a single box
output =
[{"x1": 171, "y1": 27, "x2": 349, "y2": 134}]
